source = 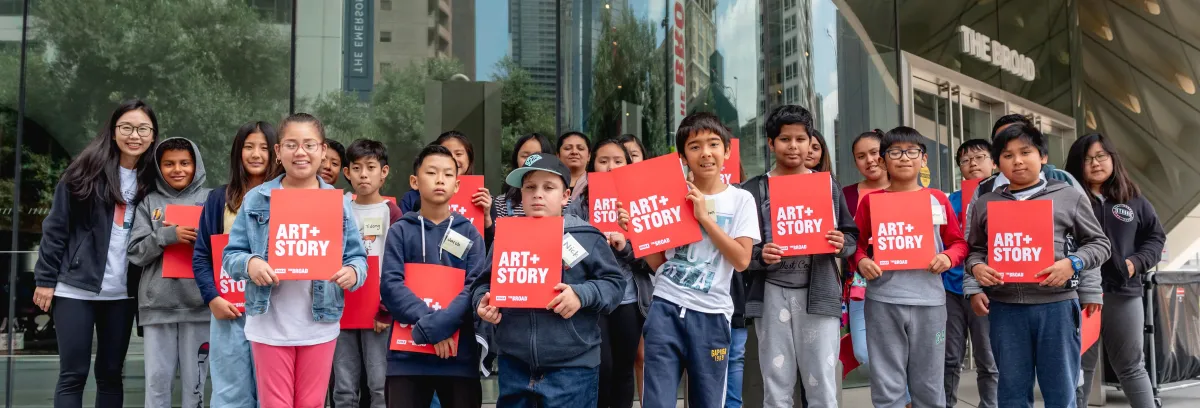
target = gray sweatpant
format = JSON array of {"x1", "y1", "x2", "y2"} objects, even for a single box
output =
[
  {"x1": 865, "y1": 298, "x2": 947, "y2": 408},
  {"x1": 1077, "y1": 293, "x2": 1156, "y2": 408},
  {"x1": 143, "y1": 322, "x2": 211, "y2": 408},
  {"x1": 332, "y1": 329, "x2": 389, "y2": 408},
  {"x1": 754, "y1": 284, "x2": 840, "y2": 408},
  {"x1": 944, "y1": 291, "x2": 998, "y2": 408}
]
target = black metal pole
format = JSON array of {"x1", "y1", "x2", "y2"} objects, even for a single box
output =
[
  {"x1": 555, "y1": 0, "x2": 563, "y2": 138},
  {"x1": 289, "y1": 0, "x2": 297, "y2": 114},
  {"x1": 7, "y1": 0, "x2": 31, "y2": 406}
]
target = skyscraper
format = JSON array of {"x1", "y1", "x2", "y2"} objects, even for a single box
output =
[
  {"x1": 561, "y1": 0, "x2": 628, "y2": 131},
  {"x1": 510, "y1": 0, "x2": 559, "y2": 100},
  {"x1": 759, "y1": 0, "x2": 815, "y2": 130}
]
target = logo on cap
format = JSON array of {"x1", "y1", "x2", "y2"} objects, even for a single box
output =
[{"x1": 525, "y1": 154, "x2": 543, "y2": 167}]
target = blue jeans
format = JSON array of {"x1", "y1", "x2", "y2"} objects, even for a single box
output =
[
  {"x1": 497, "y1": 355, "x2": 599, "y2": 408},
  {"x1": 990, "y1": 299, "x2": 1082, "y2": 408},
  {"x1": 210, "y1": 316, "x2": 257, "y2": 408},
  {"x1": 725, "y1": 327, "x2": 748, "y2": 408},
  {"x1": 849, "y1": 299, "x2": 869, "y2": 368},
  {"x1": 642, "y1": 298, "x2": 731, "y2": 408}
]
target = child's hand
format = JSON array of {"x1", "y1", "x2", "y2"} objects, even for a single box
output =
[
  {"x1": 616, "y1": 202, "x2": 630, "y2": 232},
  {"x1": 825, "y1": 230, "x2": 845, "y2": 252},
  {"x1": 972, "y1": 263, "x2": 1004, "y2": 286},
  {"x1": 248, "y1": 258, "x2": 279, "y2": 286},
  {"x1": 970, "y1": 293, "x2": 990, "y2": 316},
  {"x1": 928, "y1": 254, "x2": 952, "y2": 274},
  {"x1": 1036, "y1": 259, "x2": 1075, "y2": 287},
  {"x1": 330, "y1": 266, "x2": 359, "y2": 290},
  {"x1": 547, "y1": 283, "x2": 582, "y2": 319},
  {"x1": 607, "y1": 232, "x2": 628, "y2": 251},
  {"x1": 1083, "y1": 303, "x2": 1102, "y2": 316},
  {"x1": 473, "y1": 187, "x2": 493, "y2": 227},
  {"x1": 166, "y1": 222, "x2": 198, "y2": 244},
  {"x1": 858, "y1": 258, "x2": 883, "y2": 280},
  {"x1": 373, "y1": 320, "x2": 390, "y2": 333},
  {"x1": 433, "y1": 338, "x2": 457, "y2": 359},
  {"x1": 684, "y1": 181, "x2": 712, "y2": 223},
  {"x1": 477, "y1": 292, "x2": 502, "y2": 324},
  {"x1": 1126, "y1": 259, "x2": 1135, "y2": 278},
  {"x1": 209, "y1": 297, "x2": 242, "y2": 320},
  {"x1": 762, "y1": 243, "x2": 784, "y2": 265}
]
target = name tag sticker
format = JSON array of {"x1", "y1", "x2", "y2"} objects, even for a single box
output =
[
  {"x1": 562, "y1": 233, "x2": 590, "y2": 269},
  {"x1": 932, "y1": 202, "x2": 948, "y2": 225},
  {"x1": 705, "y1": 198, "x2": 717, "y2": 217},
  {"x1": 362, "y1": 217, "x2": 385, "y2": 236},
  {"x1": 441, "y1": 229, "x2": 473, "y2": 259}
]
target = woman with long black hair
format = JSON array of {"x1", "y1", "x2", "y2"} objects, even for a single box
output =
[
  {"x1": 32, "y1": 100, "x2": 159, "y2": 407},
  {"x1": 494, "y1": 133, "x2": 556, "y2": 218},
  {"x1": 1066, "y1": 133, "x2": 1164, "y2": 408}
]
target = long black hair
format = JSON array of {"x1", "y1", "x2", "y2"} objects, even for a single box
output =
[
  {"x1": 615, "y1": 133, "x2": 647, "y2": 160},
  {"x1": 586, "y1": 138, "x2": 633, "y2": 173},
  {"x1": 810, "y1": 129, "x2": 832, "y2": 172},
  {"x1": 434, "y1": 130, "x2": 475, "y2": 175},
  {"x1": 1065, "y1": 133, "x2": 1140, "y2": 203},
  {"x1": 226, "y1": 121, "x2": 281, "y2": 213},
  {"x1": 62, "y1": 99, "x2": 159, "y2": 205},
  {"x1": 504, "y1": 133, "x2": 555, "y2": 196}
]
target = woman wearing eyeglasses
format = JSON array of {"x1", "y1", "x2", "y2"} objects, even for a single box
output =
[
  {"x1": 32, "y1": 100, "x2": 159, "y2": 408},
  {"x1": 1066, "y1": 133, "x2": 1164, "y2": 408}
]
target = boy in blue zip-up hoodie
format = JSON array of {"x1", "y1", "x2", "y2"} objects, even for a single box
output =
[
  {"x1": 380, "y1": 145, "x2": 488, "y2": 408},
  {"x1": 471, "y1": 153, "x2": 625, "y2": 408}
]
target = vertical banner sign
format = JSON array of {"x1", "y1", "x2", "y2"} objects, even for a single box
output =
[
  {"x1": 342, "y1": 256, "x2": 383, "y2": 329},
  {"x1": 449, "y1": 175, "x2": 486, "y2": 234},
  {"x1": 769, "y1": 172, "x2": 836, "y2": 256},
  {"x1": 987, "y1": 200, "x2": 1054, "y2": 283},
  {"x1": 163, "y1": 205, "x2": 204, "y2": 278},
  {"x1": 587, "y1": 172, "x2": 621, "y2": 234},
  {"x1": 612, "y1": 155, "x2": 703, "y2": 257},
  {"x1": 869, "y1": 191, "x2": 936, "y2": 271},
  {"x1": 210, "y1": 234, "x2": 245, "y2": 312},
  {"x1": 720, "y1": 139, "x2": 741, "y2": 185},
  {"x1": 960, "y1": 178, "x2": 982, "y2": 223},
  {"x1": 491, "y1": 217, "x2": 564, "y2": 308},
  {"x1": 343, "y1": 0, "x2": 375, "y2": 99},
  {"x1": 268, "y1": 189, "x2": 345, "y2": 280},
  {"x1": 390, "y1": 263, "x2": 465, "y2": 355},
  {"x1": 671, "y1": 0, "x2": 687, "y2": 132}
]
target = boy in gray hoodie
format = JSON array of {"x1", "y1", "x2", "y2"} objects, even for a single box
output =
[
  {"x1": 963, "y1": 123, "x2": 1108, "y2": 407},
  {"x1": 127, "y1": 137, "x2": 212, "y2": 408}
]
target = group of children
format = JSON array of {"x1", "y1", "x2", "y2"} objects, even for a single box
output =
[{"x1": 31, "y1": 99, "x2": 1163, "y2": 408}]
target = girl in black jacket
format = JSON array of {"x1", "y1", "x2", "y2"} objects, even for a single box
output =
[
  {"x1": 1066, "y1": 133, "x2": 1165, "y2": 408},
  {"x1": 33, "y1": 100, "x2": 159, "y2": 408}
]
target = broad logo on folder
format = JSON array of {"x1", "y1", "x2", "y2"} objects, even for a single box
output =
[
  {"x1": 268, "y1": 189, "x2": 344, "y2": 280},
  {"x1": 869, "y1": 191, "x2": 936, "y2": 271},
  {"x1": 611, "y1": 155, "x2": 702, "y2": 257},
  {"x1": 987, "y1": 200, "x2": 1054, "y2": 283},
  {"x1": 210, "y1": 234, "x2": 245, "y2": 312},
  {"x1": 769, "y1": 172, "x2": 836, "y2": 256},
  {"x1": 490, "y1": 217, "x2": 563, "y2": 308}
]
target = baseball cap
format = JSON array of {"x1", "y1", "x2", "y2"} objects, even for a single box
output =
[{"x1": 505, "y1": 153, "x2": 572, "y2": 189}]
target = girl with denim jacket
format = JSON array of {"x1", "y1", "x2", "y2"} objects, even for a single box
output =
[
  {"x1": 222, "y1": 113, "x2": 368, "y2": 407},
  {"x1": 191, "y1": 121, "x2": 281, "y2": 408}
]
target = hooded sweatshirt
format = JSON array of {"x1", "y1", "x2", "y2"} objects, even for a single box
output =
[
  {"x1": 962, "y1": 180, "x2": 1109, "y2": 305},
  {"x1": 380, "y1": 211, "x2": 487, "y2": 378},
  {"x1": 470, "y1": 214, "x2": 625, "y2": 370},
  {"x1": 127, "y1": 137, "x2": 212, "y2": 326}
]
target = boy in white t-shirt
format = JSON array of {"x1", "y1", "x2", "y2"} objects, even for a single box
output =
[
  {"x1": 621, "y1": 112, "x2": 761, "y2": 408},
  {"x1": 332, "y1": 139, "x2": 403, "y2": 408}
]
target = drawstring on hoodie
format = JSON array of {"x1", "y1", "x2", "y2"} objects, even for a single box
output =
[{"x1": 418, "y1": 215, "x2": 454, "y2": 262}]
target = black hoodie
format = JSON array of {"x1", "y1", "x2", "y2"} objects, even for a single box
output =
[{"x1": 1090, "y1": 195, "x2": 1165, "y2": 296}]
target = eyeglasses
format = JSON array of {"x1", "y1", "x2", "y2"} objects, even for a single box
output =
[
  {"x1": 885, "y1": 148, "x2": 924, "y2": 160},
  {"x1": 959, "y1": 153, "x2": 990, "y2": 166},
  {"x1": 281, "y1": 141, "x2": 322, "y2": 153},
  {"x1": 115, "y1": 123, "x2": 154, "y2": 138},
  {"x1": 1085, "y1": 153, "x2": 1111, "y2": 164}
]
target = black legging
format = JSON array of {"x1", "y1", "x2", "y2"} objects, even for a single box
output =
[
  {"x1": 598, "y1": 303, "x2": 642, "y2": 408},
  {"x1": 52, "y1": 297, "x2": 136, "y2": 408}
]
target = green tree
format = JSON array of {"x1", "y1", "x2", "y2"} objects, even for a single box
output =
[
  {"x1": 492, "y1": 56, "x2": 555, "y2": 174},
  {"x1": 588, "y1": 7, "x2": 661, "y2": 146}
]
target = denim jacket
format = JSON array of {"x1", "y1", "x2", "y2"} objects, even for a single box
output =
[{"x1": 222, "y1": 175, "x2": 368, "y2": 322}]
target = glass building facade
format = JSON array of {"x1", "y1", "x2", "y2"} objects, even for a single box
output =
[{"x1": 13, "y1": 0, "x2": 1200, "y2": 406}]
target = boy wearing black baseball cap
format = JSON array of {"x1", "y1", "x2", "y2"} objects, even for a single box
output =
[{"x1": 471, "y1": 153, "x2": 625, "y2": 408}]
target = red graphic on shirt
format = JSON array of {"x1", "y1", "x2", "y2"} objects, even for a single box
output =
[
  {"x1": 342, "y1": 256, "x2": 382, "y2": 329},
  {"x1": 770, "y1": 172, "x2": 836, "y2": 256},
  {"x1": 210, "y1": 234, "x2": 245, "y2": 312},
  {"x1": 449, "y1": 175, "x2": 486, "y2": 234},
  {"x1": 389, "y1": 263, "x2": 465, "y2": 355},
  {"x1": 869, "y1": 191, "x2": 936, "y2": 271},
  {"x1": 268, "y1": 189, "x2": 345, "y2": 280},
  {"x1": 490, "y1": 217, "x2": 563, "y2": 308},
  {"x1": 612, "y1": 155, "x2": 702, "y2": 257},
  {"x1": 987, "y1": 200, "x2": 1053, "y2": 283},
  {"x1": 163, "y1": 205, "x2": 204, "y2": 279}
]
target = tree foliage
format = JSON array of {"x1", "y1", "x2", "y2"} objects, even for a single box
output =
[
  {"x1": 588, "y1": 7, "x2": 667, "y2": 155},
  {"x1": 492, "y1": 56, "x2": 555, "y2": 175}
]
